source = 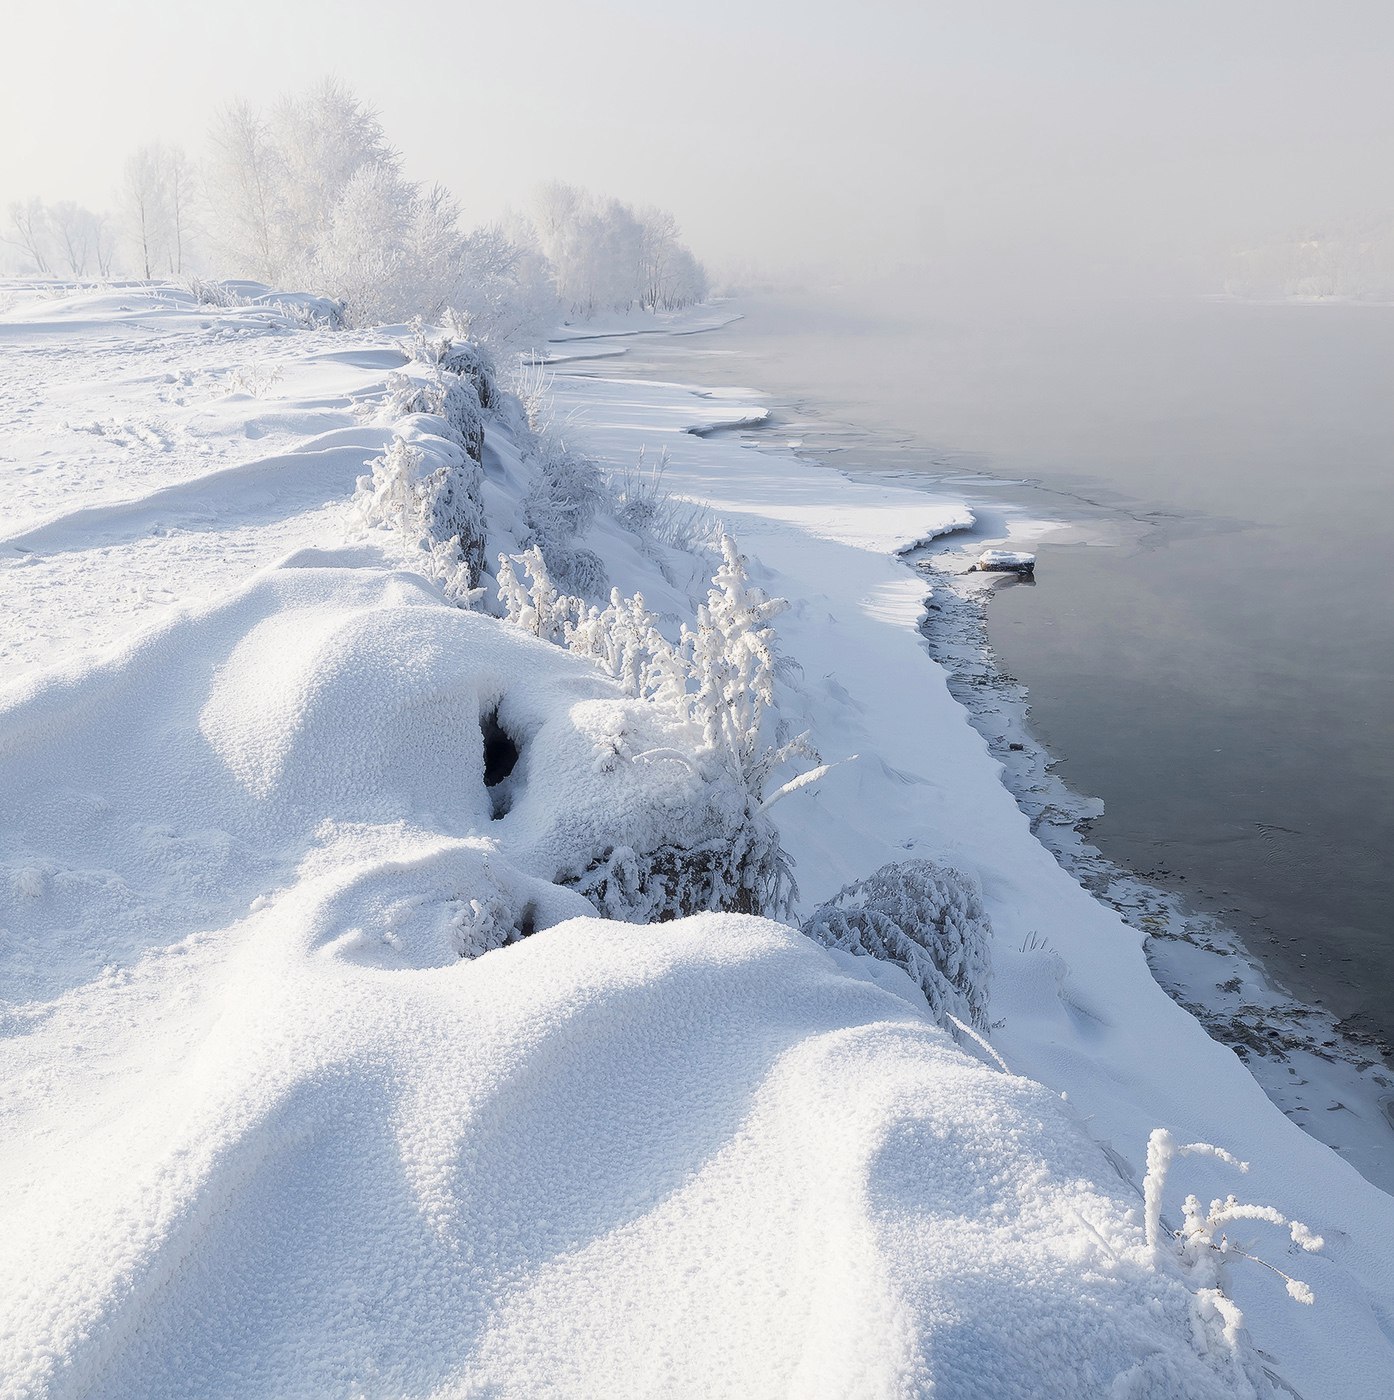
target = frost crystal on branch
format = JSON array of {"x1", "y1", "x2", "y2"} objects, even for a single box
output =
[{"x1": 1141, "y1": 1126, "x2": 1324, "y2": 1341}]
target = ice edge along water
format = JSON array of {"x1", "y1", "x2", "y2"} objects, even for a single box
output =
[{"x1": 1, "y1": 285, "x2": 1392, "y2": 1399}]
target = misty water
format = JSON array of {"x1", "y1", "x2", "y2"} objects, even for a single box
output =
[{"x1": 578, "y1": 287, "x2": 1394, "y2": 1053}]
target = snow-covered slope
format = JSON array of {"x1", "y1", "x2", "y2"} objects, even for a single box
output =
[{"x1": 1, "y1": 285, "x2": 1388, "y2": 1398}]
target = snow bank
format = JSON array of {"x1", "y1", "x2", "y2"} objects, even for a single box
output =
[
  {"x1": 0, "y1": 547, "x2": 1268, "y2": 1398},
  {"x1": 2, "y1": 285, "x2": 1386, "y2": 1397}
]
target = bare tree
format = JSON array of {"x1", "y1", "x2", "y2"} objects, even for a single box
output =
[
  {"x1": 123, "y1": 145, "x2": 170, "y2": 279},
  {"x1": 49, "y1": 201, "x2": 94, "y2": 276},
  {"x1": 5, "y1": 199, "x2": 52, "y2": 275}
]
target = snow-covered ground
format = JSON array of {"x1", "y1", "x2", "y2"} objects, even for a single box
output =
[{"x1": 2, "y1": 285, "x2": 1391, "y2": 1398}]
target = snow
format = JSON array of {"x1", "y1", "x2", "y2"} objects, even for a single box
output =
[
  {"x1": 2, "y1": 284, "x2": 1392, "y2": 1397},
  {"x1": 976, "y1": 547, "x2": 1037, "y2": 571}
]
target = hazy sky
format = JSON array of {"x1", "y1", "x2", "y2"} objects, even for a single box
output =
[{"x1": 4, "y1": 0, "x2": 1392, "y2": 290}]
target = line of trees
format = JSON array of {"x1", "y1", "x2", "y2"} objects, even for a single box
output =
[
  {"x1": 2, "y1": 79, "x2": 709, "y2": 339},
  {"x1": 1223, "y1": 221, "x2": 1394, "y2": 300}
]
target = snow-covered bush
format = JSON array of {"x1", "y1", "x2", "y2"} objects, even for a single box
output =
[
  {"x1": 521, "y1": 433, "x2": 607, "y2": 596},
  {"x1": 438, "y1": 337, "x2": 500, "y2": 414},
  {"x1": 802, "y1": 860, "x2": 993, "y2": 1031},
  {"x1": 497, "y1": 533, "x2": 816, "y2": 920},
  {"x1": 496, "y1": 545, "x2": 572, "y2": 644},
  {"x1": 685, "y1": 537, "x2": 816, "y2": 806},
  {"x1": 565, "y1": 588, "x2": 689, "y2": 705},
  {"x1": 355, "y1": 431, "x2": 486, "y2": 604},
  {"x1": 563, "y1": 818, "x2": 790, "y2": 924},
  {"x1": 382, "y1": 370, "x2": 484, "y2": 463}
]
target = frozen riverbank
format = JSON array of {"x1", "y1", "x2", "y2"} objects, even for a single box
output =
[
  {"x1": 564, "y1": 294, "x2": 1394, "y2": 1186},
  {"x1": 2, "y1": 284, "x2": 1392, "y2": 1397},
  {"x1": 656, "y1": 287, "x2": 1394, "y2": 1059},
  {"x1": 542, "y1": 315, "x2": 1394, "y2": 1396}
]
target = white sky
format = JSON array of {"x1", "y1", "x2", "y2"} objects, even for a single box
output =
[{"x1": 3, "y1": 0, "x2": 1392, "y2": 289}]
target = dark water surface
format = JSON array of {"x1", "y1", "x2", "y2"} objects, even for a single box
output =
[{"x1": 572, "y1": 288, "x2": 1394, "y2": 1049}]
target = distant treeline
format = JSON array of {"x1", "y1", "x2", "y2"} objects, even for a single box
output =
[
  {"x1": 2, "y1": 78, "x2": 709, "y2": 340},
  {"x1": 1224, "y1": 220, "x2": 1394, "y2": 301}
]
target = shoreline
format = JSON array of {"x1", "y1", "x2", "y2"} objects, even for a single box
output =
[
  {"x1": 910, "y1": 540, "x2": 1394, "y2": 1189},
  {"x1": 562, "y1": 305, "x2": 1394, "y2": 1191}
]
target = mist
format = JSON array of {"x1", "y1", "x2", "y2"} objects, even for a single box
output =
[{"x1": 4, "y1": 0, "x2": 1392, "y2": 301}]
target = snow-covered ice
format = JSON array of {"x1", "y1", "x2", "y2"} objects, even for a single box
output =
[
  {"x1": 2, "y1": 286, "x2": 1392, "y2": 1398},
  {"x1": 975, "y1": 547, "x2": 1036, "y2": 572}
]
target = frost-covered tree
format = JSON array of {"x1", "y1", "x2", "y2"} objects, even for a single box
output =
[
  {"x1": 122, "y1": 145, "x2": 173, "y2": 279},
  {"x1": 306, "y1": 169, "x2": 467, "y2": 326},
  {"x1": 450, "y1": 225, "x2": 558, "y2": 349},
  {"x1": 270, "y1": 77, "x2": 397, "y2": 259},
  {"x1": 6, "y1": 198, "x2": 52, "y2": 275},
  {"x1": 162, "y1": 148, "x2": 196, "y2": 275},
  {"x1": 638, "y1": 206, "x2": 709, "y2": 310},
  {"x1": 47, "y1": 202, "x2": 94, "y2": 277},
  {"x1": 5, "y1": 199, "x2": 119, "y2": 279},
  {"x1": 525, "y1": 182, "x2": 707, "y2": 316},
  {"x1": 204, "y1": 101, "x2": 282, "y2": 281}
]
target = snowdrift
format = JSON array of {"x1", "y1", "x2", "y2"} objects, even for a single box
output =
[{"x1": 0, "y1": 548, "x2": 1268, "y2": 1398}]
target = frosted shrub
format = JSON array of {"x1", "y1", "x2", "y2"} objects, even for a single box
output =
[
  {"x1": 382, "y1": 370, "x2": 484, "y2": 463},
  {"x1": 1142, "y1": 1128, "x2": 1324, "y2": 1347},
  {"x1": 519, "y1": 428, "x2": 609, "y2": 600},
  {"x1": 498, "y1": 533, "x2": 817, "y2": 920},
  {"x1": 685, "y1": 537, "x2": 816, "y2": 805},
  {"x1": 356, "y1": 433, "x2": 486, "y2": 600},
  {"x1": 523, "y1": 432, "x2": 603, "y2": 536},
  {"x1": 564, "y1": 816, "x2": 792, "y2": 924},
  {"x1": 439, "y1": 338, "x2": 500, "y2": 413},
  {"x1": 566, "y1": 589, "x2": 688, "y2": 706},
  {"x1": 802, "y1": 860, "x2": 993, "y2": 1031},
  {"x1": 545, "y1": 545, "x2": 609, "y2": 599},
  {"x1": 496, "y1": 546, "x2": 572, "y2": 644}
]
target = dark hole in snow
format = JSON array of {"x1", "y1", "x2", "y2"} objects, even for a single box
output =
[
  {"x1": 481, "y1": 708, "x2": 519, "y2": 786},
  {"x1": 481, "y1": 706, "x2": 521, "y2": 820},
  {"x1": 517, "y1": 902, "x2": 537, "y2": 938}
]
